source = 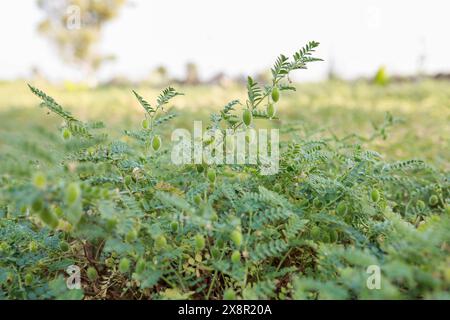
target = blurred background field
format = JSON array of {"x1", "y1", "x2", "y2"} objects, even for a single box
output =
[{"x1": 0, "y1": 79, "x2": 449, "y2": 170}]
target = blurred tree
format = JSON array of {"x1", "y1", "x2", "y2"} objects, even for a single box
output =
[
  {"x1": 327, "y1": 56, "x2": 339, "y2": 81},
  {"x1": 185, "y1": 62, "x2": 199, "y2": 85},
  {"x1": 31, "y1": 66, "x2": 46, "y2": 84},
  {"x1": 147, "y1": 65, "x2": 170, "y2": 87},
  {"x1": 36, "y1": 0, "x2": 127, "y2": 86}
]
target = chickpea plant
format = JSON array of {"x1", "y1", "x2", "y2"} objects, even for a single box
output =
[{"x1": 0, "y1": 42, "x2": 449, "y2": 300}]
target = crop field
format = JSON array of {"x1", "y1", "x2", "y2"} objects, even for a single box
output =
[
  {"x1": 1, "y1": 79, "x2": 448, "y2": 168},
  {"x1": 0, "y1": 44, "x2": 449, "y2": 300}
]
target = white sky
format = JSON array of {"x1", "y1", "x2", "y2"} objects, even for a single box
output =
[{"x1": 1, "y1": 0, "x2": 449, "y2": 82}]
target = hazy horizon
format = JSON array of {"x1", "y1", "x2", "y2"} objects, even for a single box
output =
[{"x1": 1, "y1": 0, "x2": 449, "y2": 82}]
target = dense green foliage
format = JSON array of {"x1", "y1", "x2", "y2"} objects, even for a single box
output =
[{"x1": 0, "y1": 42, "x2": 449, "y2": 299}]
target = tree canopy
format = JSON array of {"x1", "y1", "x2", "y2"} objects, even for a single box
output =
[{"x1": 37, "y1": 0, "x2": 127, "y2": 83}]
